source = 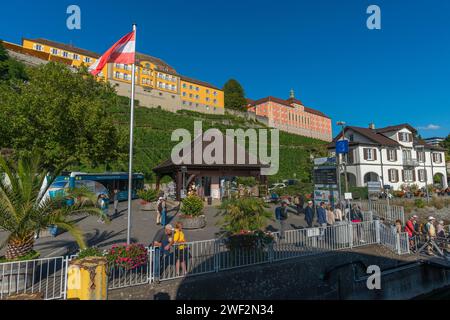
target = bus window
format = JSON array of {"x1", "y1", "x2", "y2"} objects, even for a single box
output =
[{"x1": 119, "y1": 179, "x2": 128, "y2": 191}]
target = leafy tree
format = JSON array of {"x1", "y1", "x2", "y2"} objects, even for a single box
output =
[
  {"x1": 441, "y1": 134, "x2": 450, "y2": 161},
  {"x1": 0, "y1": 42, "x2": 28, "y2": 81},
  {"x1": 0, "y1": 61, "x2": 126, "y2": 171},
  {"x1": 223, "y1": 79, "x2": 247, "y2": 111},
  {"x1": 0, "y1": 152, "x2": 105, "y2": 261},
  {"x1": 0, "y1": 42, "x2": 8, "y2": 62}
]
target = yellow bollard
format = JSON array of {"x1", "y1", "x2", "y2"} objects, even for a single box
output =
[{"x1": 67, "y1": 257, "x2": 108, "y2": 300}]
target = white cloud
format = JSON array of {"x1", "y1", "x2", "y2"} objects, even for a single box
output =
[{"x1": 417, "y1": 124, "x2": 441, "y2": 130}]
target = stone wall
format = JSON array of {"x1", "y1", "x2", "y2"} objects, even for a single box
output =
[{"x1": 108, "y1": 246, "x2": 448, "y2": 300}]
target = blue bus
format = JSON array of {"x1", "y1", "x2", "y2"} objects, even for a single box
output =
[{"x1": 46, "y1": 172, "x2": 145, "y2": 202}]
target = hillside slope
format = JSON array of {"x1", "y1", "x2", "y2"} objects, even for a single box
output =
[{"x1": 78, "y1": 98, "x2": 328, "y2": 183}]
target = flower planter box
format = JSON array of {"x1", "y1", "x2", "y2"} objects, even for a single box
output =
[
  {"x1": 178, "y1": 215, "x2": 207, "y2": 230},
  {"x1": 141, "y1": 201, "x2": 153, "y2": 211}
]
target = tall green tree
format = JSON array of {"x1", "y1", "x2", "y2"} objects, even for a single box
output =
[
  {"x1": 441, "y1": 134, "x2": 450, "y2": 161},
  {"x1": 0, "y1": 61, "x2": 127, "y2": 171},
  {"x1": 0, "y1": 42, "x2": 28, "y2": 81},
  {"x1": 223, "y1": 79, "x2": 247, "y2": 111}
]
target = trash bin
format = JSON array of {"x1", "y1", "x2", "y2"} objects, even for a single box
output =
[{"x1": 207, "y1": 197, "x2": 212, "y2": 205}]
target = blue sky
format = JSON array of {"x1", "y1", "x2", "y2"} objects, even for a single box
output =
[{"x1": 1, "y1": 0, "x2": 449, "y2": 138}]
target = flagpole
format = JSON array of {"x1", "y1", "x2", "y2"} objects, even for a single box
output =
[{"x1": 127, "y1": 23, "x2": 137, "y2": 245}]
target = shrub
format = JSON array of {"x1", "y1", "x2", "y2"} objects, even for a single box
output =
[
  {"x1": 181, "y1": 194, "x2": 204, "y2": 217},
  {"x1": 217, "y1": 196, "x2": 272, "y2": 235},
  {"x1": 414, "y1": 198, "x2": 426, "y2": 209},
  {"x1": 77, "y1": 247, "x2": 105, "y2": 259},
  {"x1": 431, "y1": 197, "x2": 445, "y2": 210},
  {"x1": 106, "y1": 243, "x2": 148, "y2": 270},
  {"x1": 137, "y1": 188, "x2": 158, "y2": 203}
]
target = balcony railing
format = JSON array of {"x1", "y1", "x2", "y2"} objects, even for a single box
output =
[{"x1": 402, "y1": 158, "x2": 419, "y2": 167}]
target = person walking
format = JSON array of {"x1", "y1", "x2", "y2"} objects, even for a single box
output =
[
  {"x1": 172, "y1": 222, "x2": 188, "y2": 276},
  {"x1": 317, "y1": 202, "x2": 327, "y2": 238},
  {"x1": 326, "y1": 205, "x2": 335, "y2": 226},
  {"x1": 305, "y1": 201, "x2": 314, "y2": 228},
  {"x1": 334, "y1": 204, "x2": 343, "y2": 222},
  {"x1": 437, "y1": 220, "x2": 445, "y2": 238},
  {"x1": 405, "y1": 216, "x2": 416, "y2": 250},
  {"x1": 278, "y1": 200, "x2": 290, "y2": 240},
  {"x1": 113, "y1": 189, "x2": 119, "y2": 217},
  {"x1": 350, "y1": 204, "x2": 363, "y2": 223},
  {"x1": 161, "y1": 198, "x2": 168, "y2": 227},
  {"x1": 293, "y1": 195, "x2": 300, "y2": 215},
  {"x1": 97, "y1": 194, "x2": 108, "y2": 224},
  {"x1": 426, "y1": 217, "x2": 437, "y2": 256},
  {"x1": 156, "y1": 197, "x2": 164, "y2": 225}
]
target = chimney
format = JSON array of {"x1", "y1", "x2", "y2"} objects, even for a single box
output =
[{"x1": 369, "y1": 122, "x2": 375, "y2": 130}]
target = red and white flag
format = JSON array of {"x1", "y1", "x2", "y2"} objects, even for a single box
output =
[{"x1": 89, "y1": 30, "x2": 136, "y2": 76}]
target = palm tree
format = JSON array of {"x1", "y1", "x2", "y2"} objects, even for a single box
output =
[{"x1": 0, "y1": 152, "x2": 106, "y2": 261}]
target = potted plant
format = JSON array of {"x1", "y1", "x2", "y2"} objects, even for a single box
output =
[
  {"x1": 179, "y1": 194, "x2": 206, "y2": 229},
  {"x1": 137, "y1": 188, "x2": 158, "y2": 211},
  {"x1": 217, "y1": 196, "x2": 274, "y2": 251},
  {"x1": 0, "y1": 152, "x2": 106, "y2": 296}
]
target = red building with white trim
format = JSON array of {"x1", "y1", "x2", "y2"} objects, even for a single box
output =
[{"x1": 247, "y1": 90, "x2": 332, "y2": 142}]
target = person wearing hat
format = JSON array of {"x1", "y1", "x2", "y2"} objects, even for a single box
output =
[
  {"x1": 305, "y1": 201, "x2": 314, "y2": 228},
  {"x1": 437, "y1": 220, "x2": 446, "y2": 238},
  {"x1": 426, "y1": 217, "x2": 436, "y2": 256},
  {"x1": 156, "y1": 197, "x2": 164, "y2": 225},
  {"x1": 405, "y1": 215, "x2": 418, "y2": 250},
  {"x1": 152, "y1": 224, "x2": 175, "y2": 282}
]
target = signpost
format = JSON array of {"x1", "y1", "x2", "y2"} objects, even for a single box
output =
[
  {"x1": 367, "y1": 181, "x2": 382, "y2": 209},
  {"x1": 314, "y1": 157, "x2": 339, "y2": 207}
]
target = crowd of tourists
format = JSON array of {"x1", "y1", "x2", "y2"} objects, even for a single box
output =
[
  {"x1": 402, "y1": 215, "x2": 448, "y2": 256},
  {"x1": 275, "y1": 197, "x2": 366, "y2": 238}
]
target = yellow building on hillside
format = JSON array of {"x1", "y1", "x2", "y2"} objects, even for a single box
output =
[
  {"x1": 18, "y1": 38, "x2": 224, "y2": 114},
  {"x1": 180, "y1": 76, "x2": 224, "y2": 113}
]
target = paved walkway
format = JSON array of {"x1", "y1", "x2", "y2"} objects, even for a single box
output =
[{"x1": 0, "y1": 201, "x2": 314, "y2": 258}]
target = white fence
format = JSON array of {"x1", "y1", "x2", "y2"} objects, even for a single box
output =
[
  {"x1": 357, "y1": 200, "x2": 405, "y2": 224},
  {"x1": 0, "y1": 256, "x2": 67, "y2": 300},
  {"x1": 379, "y1": 223, "x2": 410, "y2": 255},
  {"x1": 0, "y1": 220, "x2": 409, "y2": 300}
]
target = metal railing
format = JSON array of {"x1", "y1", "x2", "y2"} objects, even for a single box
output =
[
  {"x1": 0, "y1": 220, "x2": 411, "y2": 299},
  {"x1": 358, "y1": 200, "x2": 405, "y2": 224},
  {"x1": 379, "y1": 222, "x2": 410, "y2": 255},
  {"x1": 0, "y1": 256, "x2": 67, "y2": 300},
  {"x1": 108, "y1": 247, "x2": 154, "y2": 290}
]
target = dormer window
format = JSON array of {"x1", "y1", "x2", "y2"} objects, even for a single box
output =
[{"x1": 398, "y1": 132, "x2": 412, "y2": 142}]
